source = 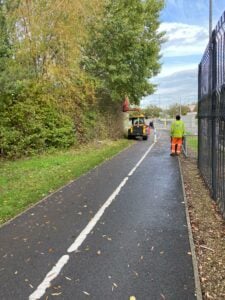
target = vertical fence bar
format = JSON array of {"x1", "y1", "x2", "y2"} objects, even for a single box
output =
[
  {"x1": 211, "y1": 30, "x2": 217, "y2": 199},
  {"x1": 198, "y1": 63, "x2": 201, "y2": 169}
]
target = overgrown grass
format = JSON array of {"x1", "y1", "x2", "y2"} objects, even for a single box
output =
[{"x1": 0, "y1": 139, "x2": 132, "y2": 224}]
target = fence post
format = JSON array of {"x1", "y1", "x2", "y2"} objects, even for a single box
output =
[
  {"x1": 183, "y1": 136, "x2": 187, "y2": 157},
  {"x1": 211, "y1": 30, "x2": 217, "y2": 200},
  {"x1": 198, "y1": 63, "x2": 201, "y2": 168}
]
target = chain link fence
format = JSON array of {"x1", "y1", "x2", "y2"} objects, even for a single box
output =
[
  {"x1": 182, "y1": 135, "x2": 198, "y2": 159},
  {"x1": 198, "y1": 11, "x2": 225, "y2": 218}
]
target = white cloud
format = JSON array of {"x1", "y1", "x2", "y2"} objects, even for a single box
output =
[
  {"x1": 160, "y1": 22, "x2": 208, "y2": 57},
  {"x1": 142, "y1": 69, "x2": 198, "y2": 107},
  {"x1": 157, "y1": 63, "x2": 198, "y2": 78},
  {"x1": 142, "y1": 21, "x2": 208, "y2": 107}
]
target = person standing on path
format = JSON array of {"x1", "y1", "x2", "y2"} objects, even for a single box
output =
[
  {"x1": 149, "y1": 121, "x2": 154, "y2": 130},
  {"x1": 170, "y1": 115, "x2": 185, "y2": 156}
]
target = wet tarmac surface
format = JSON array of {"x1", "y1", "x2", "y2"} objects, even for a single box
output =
[{"x1": 0, "y1": 130, "x2": 196, "y2": 300}]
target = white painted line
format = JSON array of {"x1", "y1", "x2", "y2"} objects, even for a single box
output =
[
  {"x1": 68, "y1": 141, "x2": 156, "y2": 253},
  {"x1": 29, "y1": 141, "x2": 156, "y2": 299},
  {"x1": 67, "y1": 176, "x2": 129, "y2": 253},
  {"x1": 29, "y1": 255, "x2": 70, "y2": 300},
  {"x1": 128, "y1": 143, "x2": 155, "y2": 177}
]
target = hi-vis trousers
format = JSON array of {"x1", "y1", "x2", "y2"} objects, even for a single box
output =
[{"x1": 171, "y1": 137, "x2": 182, "y2": 154}]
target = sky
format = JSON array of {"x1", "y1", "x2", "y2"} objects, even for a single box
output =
[{"x1": 141, "y1": 0, "x2": 225, "y2": 108}]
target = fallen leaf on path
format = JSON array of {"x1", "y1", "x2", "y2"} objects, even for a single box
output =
[
  {"x1": 65, "y1": 276, "x2": 72, "y2": 281},
  {"x1": 133, "y1": 270, "x2": 139, "y2": 277},
  {"x1": 53, "y1": 286, "x2": 61, "y2": 290},
  {"x1": 25, "y1": 257, "x2": 31, "y2": 263},
  {"x1": 83, "y1": 291, "x2": 90, "y2": 296},
  {"x1": 51, "y1": 292, "x2": 62, "y2": 296}
]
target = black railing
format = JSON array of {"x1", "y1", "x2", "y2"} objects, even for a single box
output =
[{"x1": 198, "y1": 11, "x2": 225, "y2": 218}]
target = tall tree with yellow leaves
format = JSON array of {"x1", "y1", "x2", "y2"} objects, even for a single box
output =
[{"x1": 0, "y1": 0, "x2": 105, "y2": 156}]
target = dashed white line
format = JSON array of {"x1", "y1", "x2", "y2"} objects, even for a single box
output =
[{"x1": 29, "y1": 141, "x2": 156, "y2": 300}]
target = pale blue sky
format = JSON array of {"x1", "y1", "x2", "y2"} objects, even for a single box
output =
[{"x1": 141, "y1": 0, "x2": 225, "y2": 107}]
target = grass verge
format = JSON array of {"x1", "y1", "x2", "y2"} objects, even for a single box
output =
[
  {"x1": 0, "y1": 139, "x2": 132, "y2": 224},
  {"x1": 187, "y1": 135, "x2": 198, "y2": 151}
]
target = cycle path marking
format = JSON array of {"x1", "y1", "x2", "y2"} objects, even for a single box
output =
[{"x1": 29, "y1": 142, "x2": 156, "y2": 300}]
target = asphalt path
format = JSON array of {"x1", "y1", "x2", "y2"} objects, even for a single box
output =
[{"x1": 0, "y1": 130, "x2": 196, "y2": 300}]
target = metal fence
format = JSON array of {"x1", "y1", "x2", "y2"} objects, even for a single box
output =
[
  {"x1": 182, "y1": 135, "x2": 198, "y2": 159},
  {"x1": 198, "y1": 11, "x2": 225, "y2": 218}
]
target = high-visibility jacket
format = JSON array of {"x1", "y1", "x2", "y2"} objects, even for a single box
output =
[{"x1": 170, "y1": 120, "x2": 185, "y2": 138}]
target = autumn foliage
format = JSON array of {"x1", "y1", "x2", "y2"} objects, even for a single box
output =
[{"x1": 0, "y1": 0, "x2": 164, "y2": 157}]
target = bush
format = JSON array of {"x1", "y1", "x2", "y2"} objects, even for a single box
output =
[{"x1": 0, "y1": 97, "x2": 75, "y2": 158}]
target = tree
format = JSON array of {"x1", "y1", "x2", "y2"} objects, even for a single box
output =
[
  {"x1": 83, "y1": 0, "x2": 164, "y2": 104},
  {"x1": 166, "y1": 103, "x2": 191, "y2": 118},
  {"x1": 0, "y1": 0, "x2": 165, "y2": 157},
  {"x1": 0, "y1": 0, "x2": 11, "y2": 96},
  {"x1": 142, "y1": 105, "x2": 162, "y2": 118},
  {"x1": 0, "y1": 0, "x2": 106, "y2": 156}
]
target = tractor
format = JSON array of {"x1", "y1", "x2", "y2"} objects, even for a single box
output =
[{"x1": 128, "y1": 114, "x2": 149, "y2": 140}]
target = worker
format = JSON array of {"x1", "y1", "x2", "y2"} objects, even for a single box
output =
[
  {"x1": 149, "y1": 121, "x2": 154, "y2": 129},
  {"x1": 148, "y1": 120, "x2": 154, "y2": 135},
  {"x1": 170, "y1": 115, "x2": 185, "y2": 156}
]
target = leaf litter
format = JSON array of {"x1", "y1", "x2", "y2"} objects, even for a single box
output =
[{"x1": 181, "y1": 157, "x2": 225, "y2": 299}]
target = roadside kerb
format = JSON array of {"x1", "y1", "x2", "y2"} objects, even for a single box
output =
[{"x1": 178, "y1": 158, "x2": 203, "y2": 300}]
